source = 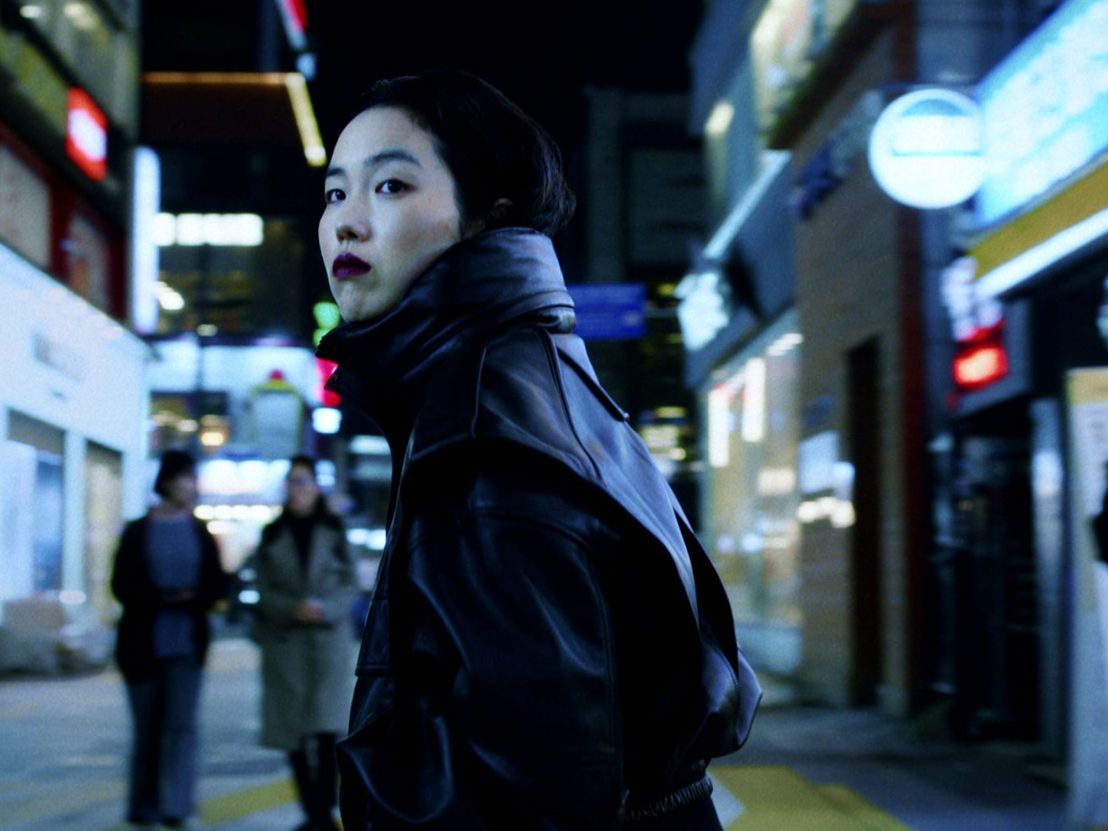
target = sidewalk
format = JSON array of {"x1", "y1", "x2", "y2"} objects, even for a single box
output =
[
  {"x1": 0, "y1": 639, "x2": 1068, "y2": 831},
  {"x1": 0, "y1": 638, "x2": 305, "y2": 831},
  {"x1": 709, "y1": 675, "x2": 1067, "y2": 831}
]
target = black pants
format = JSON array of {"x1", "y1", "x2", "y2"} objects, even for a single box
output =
[
  {"x1": 124, "y1": 657, "x2": 203, "y2": 825},
  {"x1": 288, "y1": 732, "x2": 338, "y2": 828}
]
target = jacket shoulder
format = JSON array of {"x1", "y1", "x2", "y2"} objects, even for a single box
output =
[
  {"x1": 409, "y1": 326, "x2": 625, "y2": 476},
  {"x1": 116, "y1": 516, "x2": 149, "y2": 551},
  {"x1": 408, "y1": 327, "x2": 693, "y2": 586}
]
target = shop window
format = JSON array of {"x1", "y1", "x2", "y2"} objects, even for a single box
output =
[
  {"x1": 63, "y1": 209, "x2": 111, "y2": 313},
  {"x1": 750, "y1": 0, "x2": 860, "y2": 136},
  {"x1": 704, "y1": 315, "x2": 803, "y2": 666},
  {"x1": 2, "y1": 412, "x2": 65, "y2": 599},
  {"x1": 0, "y1": 144, "x2": 52, "y2": 269},
  {"x1": 149, "y1": 390, "x2": 230, "y2": 457},
  {"x1": 84, "y1": 442, "x2": 122, "y2": 622},
  {"x1": 154, "y1": 217, "x2": 310, "y2": 339}
]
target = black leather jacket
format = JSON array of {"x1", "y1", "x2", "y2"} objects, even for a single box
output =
[{"x1": 318, "y1": 229, "x2": 760, "y2": 830}]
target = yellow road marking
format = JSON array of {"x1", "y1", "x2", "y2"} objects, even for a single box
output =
[
  {"x1": 3, "y1": 777, "x2": 297, "y2": 830},
  {"x1": 198, "y1": 777, "x2": 296, "y2": 825},
  {"x1": 710, "y1": 765, "x2": 919, "y2": 831},
  {"x1": 8, "y1": 764, "x2": 907, "y2": 831},
  {"x1": 817, "y1": 784, "x2": 917, "y2": 831}
]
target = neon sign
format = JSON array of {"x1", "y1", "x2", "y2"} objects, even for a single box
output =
[
  {"x1": 953, "y1": 343, "x2": 1008, "y2": 389},
  {"x1": 867, "y1": 89, "x2": 984, "y2": 209},
  {"x1": 65, "y1": 89, "x2": 107, "y2": 181},
  {"x1": 975, "y1": 0, "x2": 1108, "y2": 226}
]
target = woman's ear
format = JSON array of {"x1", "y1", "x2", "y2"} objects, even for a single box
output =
[
  {"x1": 463, "y1": 198, "x2": 513, "y2": 237},
  {"x1": 486, "y1": 197, "x2": 513, "y2": 226}
]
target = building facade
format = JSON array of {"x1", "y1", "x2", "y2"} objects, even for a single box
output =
[
  {"x1": 684, "y1": 0, "x2": 1078, "y2": 732},
  {"x1": 0, "y1": 0, "x2": 148, "y2": 640},
  {"x1": 929, "y1": 1, "x2": 1108, "y2": 822}
]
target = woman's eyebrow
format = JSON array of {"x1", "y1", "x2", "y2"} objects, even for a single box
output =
[
  {"x1": 364, "y1": 148, "x2": 421, "y2": 169},
  {"x1": 325, "y1": 149, "x2": 421, "y2": 181}
]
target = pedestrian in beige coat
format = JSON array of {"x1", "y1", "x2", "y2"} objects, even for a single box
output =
[{"x1": 252, "y1": 455, "x2": 356, "y2": 831}]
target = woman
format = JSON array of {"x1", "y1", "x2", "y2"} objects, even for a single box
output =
[
  {"x1": 111, "y1": 449, "x2": 229, "y2": 829},
  {"x1": 252, "y1": 455, "x2": 356, "y2": 831},
  {"x1": 316, "y1": 70, "x2": 761, "y2": 830}
]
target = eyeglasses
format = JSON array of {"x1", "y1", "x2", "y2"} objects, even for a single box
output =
[{"x1": 287, "y1": 476, "x2": 316, "y2": 486}]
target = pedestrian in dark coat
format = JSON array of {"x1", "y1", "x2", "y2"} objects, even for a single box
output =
[
  {"x1": 110, "y1": 449, "x2": 229, "y2": 829},
  {"x1": 253, "y1": 455, "x2": 356, "y2": 831},
  {"x1": 316, "y1": 69, "x2": 761, "y2": 831}
]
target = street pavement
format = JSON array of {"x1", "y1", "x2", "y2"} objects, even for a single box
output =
[
  {"x1": 720, "y1": 686, "x2": 1067, "y2": 831},
  {"x1": 0, "y1": 636, "x2": 303, "y2": 831},
  {"x1": 0, "y1": 637, "x2": 1066, "y2": 830}
]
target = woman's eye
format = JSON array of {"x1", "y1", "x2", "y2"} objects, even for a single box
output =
[
  {"x1": 323, "y1": 188, "x2": 344, "y2": 205},
  {"x1": 376, "y1": 179, "x2": 408, "y2": 195}
]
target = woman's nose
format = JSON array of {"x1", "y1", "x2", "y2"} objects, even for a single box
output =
[
  {"x1": 334, "y1": 201, "x2": 369, "y2": 241},
  {"x1": 336, "y1": 216, "x2": 367, "y2": 241}
]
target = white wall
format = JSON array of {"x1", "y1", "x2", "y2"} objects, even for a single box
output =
[{"x1": 0, "y1": 241, "x2": 150, "y2": 608}]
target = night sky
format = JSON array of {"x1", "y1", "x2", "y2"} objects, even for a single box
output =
[
  {"x1": 307, "y1": 1, "x2": 705, "y2": 154},
  {"x1": 140, "y1": 1, "x2": 707, "y2": 324}
]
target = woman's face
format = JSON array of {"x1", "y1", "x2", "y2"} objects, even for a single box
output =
[
  {"x1": 319, "y1": 106, "x2": 465, "y2": 322},
  {"x1": 162, "y1": 472, "x2": 197, "y2": 510},
  {"x1": 286, "y1": 465, "x2": 320, "y2": 518}
]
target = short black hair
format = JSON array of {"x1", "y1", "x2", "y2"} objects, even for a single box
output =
[
  {"x1": 154, "y1": 449, "x2": 196, "y2": 498},
  {"x1": 288, "y1": 454, "x2": 318, "y2": 480},
  {"x1": 353, "y1": 70, "x2": 575, "y2": 237}
]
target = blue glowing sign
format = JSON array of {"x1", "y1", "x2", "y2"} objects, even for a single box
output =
[
  {"x1": 975, "y1": 0, "x2": 1108, "y2": 227},
  {"x1": 566, "y1": 283, "x2": 646, "y2": 341}
]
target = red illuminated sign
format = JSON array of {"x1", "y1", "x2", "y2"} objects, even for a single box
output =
[
  {"x1": 66, "y1": 89, "x2": 107, "y2": 181},
  {"x1": 315, "y1": 358, "x2": 341, "y2": 407},
  {"x1": 284, "y1": 0, "x2": 307, "y2": 32},
  {"x1": 953, "y1": 343, "x2": 1008, "y2": 390},
  {"x1": 275, "y1": 0, "x2": 308, "y2": 49}
]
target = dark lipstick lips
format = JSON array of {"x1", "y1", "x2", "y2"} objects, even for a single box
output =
[{"x1": 332, "y1": 253, "x2": 371, "y2": 279}]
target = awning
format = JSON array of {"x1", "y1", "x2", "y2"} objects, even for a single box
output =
[{"x1": 141, "y1": 72, "x2": 325, "y2": 167}]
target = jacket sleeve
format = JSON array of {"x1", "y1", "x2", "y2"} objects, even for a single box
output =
[
  {"x1": 253, "y1": 527, "x2": 304, "y2": 625},
  {"x1": 338, "y1": 467, "x2": 624, "y2": 831},
  {"x1": 110, "y1": 519, "x2": 155, "y2": 611}
]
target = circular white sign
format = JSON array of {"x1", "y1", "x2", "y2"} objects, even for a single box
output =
[{"x1": 867, "y1": 89, "x2": 984, "y2": 209}]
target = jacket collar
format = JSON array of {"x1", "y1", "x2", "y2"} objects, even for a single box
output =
[{"x1": 316, "y1": 228, "x2": 575, "y2": 449}]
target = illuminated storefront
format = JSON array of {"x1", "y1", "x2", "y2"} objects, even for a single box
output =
[
  {"x1": 702, "y1": 313, "x2": 803, "y2": 673},
  {"x1": 151, "y1": 212, "x2": 313, "y2": 339},
  {"x1": 143, "y1": 338, "x2": 326, "y2": 570},
  {"x1": 750, "y1": 0, "x2": 859, "y2": 133},
  {"x1": 932, "y1": 0, "x2": 1108, "y2": 821}
]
